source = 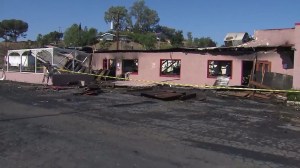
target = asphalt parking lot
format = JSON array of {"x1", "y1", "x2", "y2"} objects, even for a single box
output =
[{"x1": 1, "y1": 81, "x2": 300, "y2": 168}]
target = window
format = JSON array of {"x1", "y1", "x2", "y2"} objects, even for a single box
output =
[
  {"x1": 256, "y1": 61, "x2": 271, "y2": 72},
  {"x1": 7, "y1": 51, "x2": 35, "y2": 72},
  {"x1": 7, "y1": 52, "x2": 21, "y2": 72},
  {"x1": 208, "y1": 60, "x2": 232, "y2": 78},
  {"x1": 160, "y1": 59, "x2": 181, "y2": 76},
  {"x1": 122, "y1": 59, "x2": 138, "y2": 74}
]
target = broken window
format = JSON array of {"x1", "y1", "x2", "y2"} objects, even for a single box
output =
[
  {"x1": 160, "y1": 59, "x2": 181, "y2": 76},
  {"x1": 122, "y1": 59, "x2": 138, "y2": 74},
  {"x1": 208, "y1": 60, "x2": 232, "y2": 78}
]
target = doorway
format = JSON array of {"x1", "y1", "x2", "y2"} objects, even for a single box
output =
[
  {"x1": 103, "y1": 59, "x2": 116, "y2": 77},
  {"x1": 241, "y1": 61, "x2": 253, "y2": 85}
]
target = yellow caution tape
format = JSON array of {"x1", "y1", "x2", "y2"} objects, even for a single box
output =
[{"x1": 57, "y1": 68, "x2": 300, "y2": 93}]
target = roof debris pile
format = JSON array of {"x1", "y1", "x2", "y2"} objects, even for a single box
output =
[
  {"x1": 215, "y1": 90, "x2": 288, "y2": 103},
  {"x1": 41, "y1": 47, "x2": 96, "y2": 87},
  {"x1": 249, "y1": 71, "x2": 293, "y2": 90},
  {"x1": 54, "y1": 47, "x2": 92, "y2": 72}
]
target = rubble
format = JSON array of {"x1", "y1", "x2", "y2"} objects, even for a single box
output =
[
  {"x1": 216, "y1": 89, "x2": 289, "y2": 103},
  {"x1": 141, "y1": 90, "x2": 197, "y2": 101},
  {"x1": 74, "y1": 84, "x2": 102, "y2": 96}
]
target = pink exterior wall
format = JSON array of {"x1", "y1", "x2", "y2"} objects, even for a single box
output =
[
  {"x1": 133, "y1": 52, "x2": 253, "y2": 86},
  {"x1": 4, "y1": 72, "x2": 51, "y2": 85},
  {"x1": 293, "y1": 23, "x2": 300, "y2": 89},
  {"x1": 92, "y1": 50, "x2": 291, "y2": 87},
  {"x1": 254, "y1": 28, "x2": 295, "y2": 46}
]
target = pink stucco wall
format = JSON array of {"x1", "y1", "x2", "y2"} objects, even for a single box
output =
[
  {"x1": 4, "y1": 72, "x2": 51, "y2": 85},
  {"x1": 254, "y1": 28, "x2": 295, "y2": 46},
  {"x1": 133, "y1": 52, "x2": 252, "y2": 86},
  {"x1": 293, "y1": 23, "x2": 300, "y2": 89},
  {"x1": 92, "y1": 50, "x2": 291, "y2": 87}
]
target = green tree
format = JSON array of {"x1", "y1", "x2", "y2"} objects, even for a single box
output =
[
  {"x1": 104, "y1": 6, "x2": 131, "y2": 31},
  {"x1": 171, "y1": 30, "x2": 184, "y2": 48},
  {"x1": 36, "y1": 31, "x2": 63, "y2": 47},
  {"x1": 81, "y1": 26, "x2": 98, "y2": 45},
  {"x1": 140, "y1": 33, "x2": 156, "y2": 50},
  {"x1": 130, "y1": 32, "x2": 156, "y2": 50},
  {"x1": 130, "y1": 0, "x2": 160, "y2": 32},
  {"x1": 193, "y1": 37, "x2": 217, "y2": 48},
  {"x1": 64, "y1": 24, "x2": 81, "y2": 47},
  {"x1": 48, "y1": 31, "x2": 63, "y2": 44},
  {"x1": 0, "y1": 19, "x2": 28, "y2": 42},
  {"x1": 64, "y1": 24, "x2": 97, "y2": 47}
]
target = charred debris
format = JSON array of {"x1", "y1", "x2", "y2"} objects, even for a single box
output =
[{"x1": 40, "y1": 47, "x2": 290, "y2": 103}]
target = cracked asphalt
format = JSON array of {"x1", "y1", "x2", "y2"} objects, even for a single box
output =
[{"x1": 1, "y1": 81, "x2": 300, "y2": 168}]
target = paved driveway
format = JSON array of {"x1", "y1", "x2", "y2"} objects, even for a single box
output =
[{"x1": 1, "y1": 81, "x2": 300, "y2": 168}]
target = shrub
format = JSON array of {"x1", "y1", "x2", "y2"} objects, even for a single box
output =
[{"x1": 287, "y1": 91, "x2": 300, "y2": 101}]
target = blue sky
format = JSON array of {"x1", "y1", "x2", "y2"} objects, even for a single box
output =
[{"x1": 0, "y1": 0, "x2": 299, "y2": 45}]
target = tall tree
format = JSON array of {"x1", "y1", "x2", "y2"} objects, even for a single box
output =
[
  {"x1": 63, "y1": 24, "x2": 81, "y2": 47},
  {"x1": 0, "y1": 19, "x2": 28, "y2": 42},
  {"x1": 105, "y1": 6, "x2": 131, "y2": 50},
  {"x1": 104, "y1": 6, "x2": 131, "y2": 31},
  {"x1": 130, "y1": 0, "x2": 160, "y2": 32}
]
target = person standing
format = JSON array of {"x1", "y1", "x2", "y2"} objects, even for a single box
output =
[{"x1": 42, "y1": 61, "x2": 54, "y2": 85}]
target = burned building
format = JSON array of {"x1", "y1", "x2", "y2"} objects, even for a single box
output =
[{"x1": 3, "y1": 23, "x2": 300, "y2": 90}]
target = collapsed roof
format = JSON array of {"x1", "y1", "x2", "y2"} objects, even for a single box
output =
[
  {"x1": 240, "y1": 28, "x2": 295, "y2": 48},
  {"x1": 7, "y1": 47, "x2": 92, "y2": 69}
]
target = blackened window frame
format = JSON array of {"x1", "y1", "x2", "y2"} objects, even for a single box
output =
[
  {"x1": 207, "y1": 60, "x2": 233, "y2": 78},
  {"x1": 160, "y1": 59, "x2": 181, "y2": 77},
  {"x1": 122, "y1": 59, "x2": 139, "y2": 75}
]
